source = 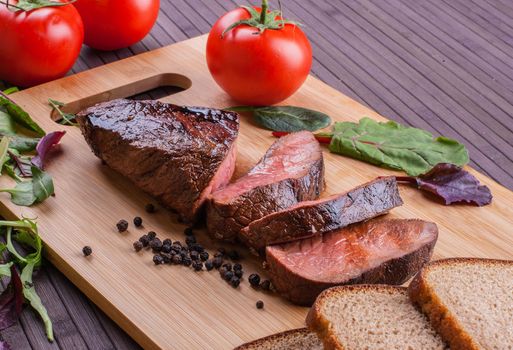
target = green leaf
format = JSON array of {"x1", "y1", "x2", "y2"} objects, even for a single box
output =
[
  {"x1": 2, "y1": 87, "x2": 19, "y2": 95},
  {"x1": 0, "y1": 262, "x2": 13, "y2": 277},
  {"x1": 228, "y1": 106, "x2": 331, "y2": 132},
  {"x1": 0, "y1": 181, "x2": 37, "y2": 206},
  {"x1": 0, "y1": 168, "x2": 53, "y2": 206},
  {"x1": 0, "y1": 109, "x2": 16, "y2": 135},
  {"x1": 0, "y1": 92, "x2": 45, "y2": 136},
  {"x1": 9, "y1": 136, "x2": 39, "y2": 152},
  {"x1": 21, "y1": 261, "x2": 53, "y2": 341},
  {"x1": 48, "y1": 99, "x2": 77, "y2": 126},
  {"x1": 0, "y1": 136, "x2": 10, "y2": 170},
  {"x1": 328, "y1": 118, "x2": 469, "y2": 176},
  {"x1": 31, "y1": 167, "x2": 54, "y2": 202},
  {"x1": 6, "y1": 227, "x2": 28, "y2": 264}
]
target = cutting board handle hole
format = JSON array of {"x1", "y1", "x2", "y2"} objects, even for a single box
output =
[{"x1": 50, "y1": 73, "x2": 192, "y2": 123}]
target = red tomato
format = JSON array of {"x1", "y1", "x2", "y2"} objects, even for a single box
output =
[
  {"x1": 73, "y1": 0, "x2": 159, "y2": 51},
  {"x1": 0, "y1": 1, "x2": 83, "y2": 87},
  {"x1": 207, "y1": 6, "x2": 312, "y2": 106}
]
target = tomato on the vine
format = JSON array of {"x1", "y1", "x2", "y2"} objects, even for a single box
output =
[
  {"x1": 73, "y1": 0, "x2": 160, "y2": 51},
  {"x1": 206, "y1": 0, "x2": 312, "y2": 106},
  {"x1": 0, "y1": 0, "x2": 84, "y2": 87}
]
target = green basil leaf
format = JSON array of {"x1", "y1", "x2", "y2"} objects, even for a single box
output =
[
  {"x1": 31, "y1": 167, "x2": 54, "y2": 202},
  {"x1": 328, "y1": 118, "x2": 469, "y2": 176},
  {"x1": 228, "y1": 106, "x2": 331, "y2": 132},
  {"x1": 9, "y1": 136, "x2": 39, "y2": 153},
  {"x1": 0, "y1": 181, "x2": 37, "y2": 206},
  {"x1": 0, "y1": 109, "x2": 16, "y2": 135},
  {"x1": 0, "y1": 92, "x2": 45, "y2": 136},
  {"x1": 21, "y1": 261, "x2": 53, "y2": 341}
]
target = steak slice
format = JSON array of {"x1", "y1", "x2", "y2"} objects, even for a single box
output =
[
  {"x1": 77, "y1": 99, "x2": 239, "y2": 222},
  {"x1": 266, "y1": 218, "x2": 438, "y2": 306},
  {"x1": 207, "y1": 131, "x2": 324, "y2": 241},
  {"x1": 240, "y1": 177, "x2": 403, "y2": 249}
]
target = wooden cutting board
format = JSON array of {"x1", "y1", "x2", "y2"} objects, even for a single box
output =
[{"x1": 1, "y1": 35, "x2": 512, "y2": 349}]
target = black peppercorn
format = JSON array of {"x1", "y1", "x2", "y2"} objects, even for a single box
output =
[
  {"x1": 182, "y1": 256, "x2": 192, "y2": 267},
  {"x1": 161, "y1": 244, "x2": 172, "y2": 253},
  {"x1": 234, "y1": 269, "x2": 243, "y2": 278},
  {"x1": 199, "y1": 251, "x2": 209, "y2": 261},
  {"x1": 260, "y1": 280, "x2": 271, "y2": 291},
  {"x1": 160, "y1": 253, "x2": 172, "y2": 264},
  {"x1": 222, "y1": 263, "x2": 232, "y2": 271},
  {"x1": 184, "y1": 227, "x2": 194, "y2": 236},
  {"x1": 82, "y1": 246, "x2": 92, "y2": 256},
  {"x1": 147, "y1": 231, "x2": 157, "y2": 240},
  {"x1": 189, "y1": 243, "x2": 204, "y2": 252},
  {"x1": 249, "y1": 273, "x2": 261, "y2": 287},
  {"x1": 217, "y1": 247, "x2": 227, "y2": 255},
  {"x1": 133, "y1": 241, "x2": 143, "y2": 252},
  {"x1": 139, "y1": 235, "x2": 150, "y2": 247},
  {"x1": 171, "y1": 245, "x2": 181, "y2": 254},
  {"x1": 223, "y1": 270, "x2": 234, "y2": 281},
  {"x1": 133, "y1": 216, "x2": 143, "y2": 227},
  {"x1": 163, "y1": 238, "x2": 172, "y2": 246},
  {"x1": 172, "y1": 254, "x2": 182, "y2": 265},
  {"x1": 192, "y1": 261, "x2": 203, "y2": 271},
  {"x1": 150, "y1": 238, "x2": 162, "y2": 252},
  {"x1": 227, "y1": 250, "x2": 240, "y2": 261},
  {"x1": 213, "y1": 256, "x2": 223, "y2": 269},
  {"x1": 214, "y1": 252, "x2": 224, "y2": 258},
  {"x1": 145, "y1": 203, "x2": 156, "y2": 213},
  {"x1": 230, "y1": 276, "x2": 240, "y2": 288},
  {"x1": 185, "y1": 235, "x2": 196, "y2": 245},
  {"x1": 205, "y1": 260, "x2": 214, "y2": 271},
  {"x1": 173, "y1": 241, "x2": 182, "y2": 247},
  {"x1": 190, "y1": 251, "x2": 199, "y2": 260},
  {"x1": 116, "y1": 219, "x2": 128, "y2": 232},
  {"x1": 256, "y1": 300, "x2": 264, "y2": 309},
  {"x1": 153, "y1": 255, "x2": 164, "y2": 265},
  {"x1": 233, "y1": 263, "x2": 242, "y2": 271}
]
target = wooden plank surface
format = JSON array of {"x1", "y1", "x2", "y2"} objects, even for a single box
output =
[{"x1": 1, "y1": 0, "x2": 512, "y2": 348}]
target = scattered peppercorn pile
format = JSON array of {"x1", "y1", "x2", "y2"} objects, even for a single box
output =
[{"x1": 126, "y1": 209, "x2": 273, "y2": 294}]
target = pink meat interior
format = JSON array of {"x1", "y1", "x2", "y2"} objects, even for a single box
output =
[
  {"x1": 211, "y1": 131, "x2": 321, "y2": 203},
  {"x1": 267, "y1": 219, "x2": 437, "y2": 283}
]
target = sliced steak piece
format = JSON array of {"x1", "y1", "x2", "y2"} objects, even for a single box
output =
[
  {"x1": 77, "y1": 99, "x2": 239, "y2": 222},
  {"x1": 240, "y1": 177, "x2": 403, "y2": 249},
  {"x1": 207, "y1": 131, "x2": 324, "y2": 241},
  {"x1": 267, "y1": 218, "x2": 438, "y2": 306}
]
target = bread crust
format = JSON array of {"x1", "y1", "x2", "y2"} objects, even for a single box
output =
[
  {"x1": 268, "y1": 227, "x2": 437, "y2": 306},
  {"x1": 233, "y1": 328, "x2": 317, "y2": 350},
  {"x1": 408, "y1": 257, "x2": 513, "y2": 350},
  {"x1": 306, "y1": 285, "x2": 408, "y2": 350}
]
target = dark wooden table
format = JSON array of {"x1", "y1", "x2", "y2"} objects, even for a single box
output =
[{"x1": 2, "y1": 0, "x2": 512, "y2": 348}]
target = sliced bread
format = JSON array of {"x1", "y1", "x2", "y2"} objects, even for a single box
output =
[
  {"x1": 234, "y1": 328, "x2": 322, "y2": 350},
  {"x1": 409, "y1": 258, "x2": 513, "y2": 350},
  {"x1": 306, "y1": 285, "x2": 446, "y2": 350}
]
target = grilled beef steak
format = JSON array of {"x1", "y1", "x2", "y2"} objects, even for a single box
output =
[
  {"x1": 267, "y1": 219, "x2": 438, "y2": 305},
  {"x1": 77, "y1": 99, "x2": 239, "y2": 222},
  {"x1": 207, "y1": 131, "x2": 325, "y2": 241},
  {"x1": 240, "y1": 177, "x2": 403, "y2": 249}
]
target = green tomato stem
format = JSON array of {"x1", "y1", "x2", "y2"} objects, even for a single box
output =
[{"x1": 260, "y1": 0, "x2": 269, "y2": 24}]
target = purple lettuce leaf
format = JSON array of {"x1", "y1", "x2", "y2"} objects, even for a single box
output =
[
  {"x1": 396, "y1": 163, "x2": 492, "y2": 206},
  {"x1": 0, "y1": 265, "x2": 23, "y2": 331},
  {"x1": 31, "y1": 131, "x2": 65, "y2": 169},
  {"x1": 0, "y1": 340, "x2": 11, "y2": 350}
]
